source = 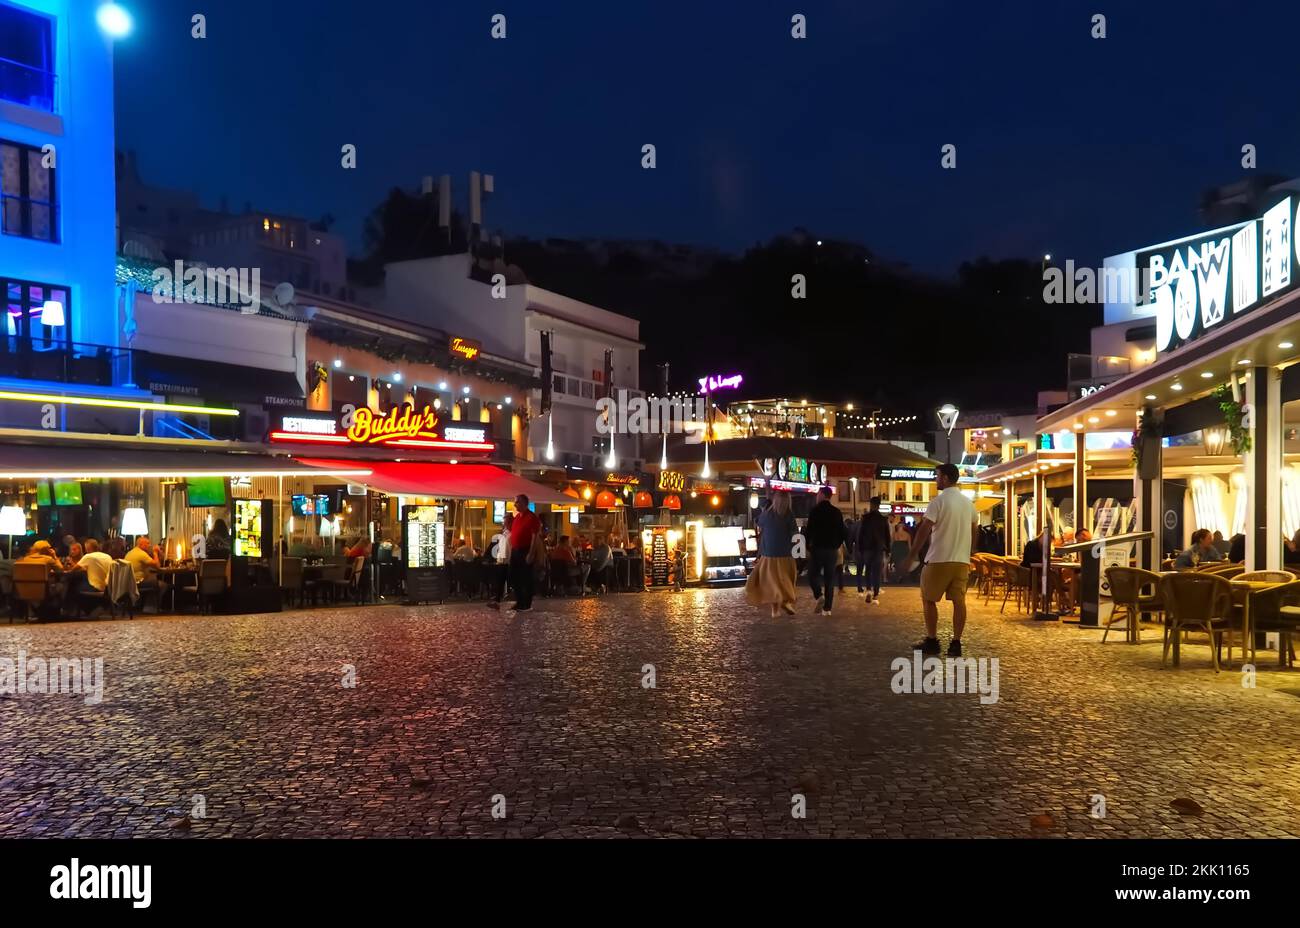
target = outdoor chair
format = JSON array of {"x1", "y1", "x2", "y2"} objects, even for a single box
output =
[
  {"x1": 1246, "y1": 580, "x2": 1300, "y2": 668},
  {"x1": 982, "y1": 558, "x2": 1008, "y2": 604},
  {"x1": 1030, "y1": 564, "x2": 1071, "y2": 616},
  {"x1": 1103, "y1": 566, "x2": 1163, "y2": 644},
  {"x1": 333, "y1": 557, "x2": 364, "y2": 603},
  {"x1": 1201, "y1": 563, "x2": 1244, "y2": 579},
  {"x1": 1158, "y1": 572, "x2": 1234, "y2": 671},
  {"x1": 1237, "y1": 570, "x2": 1296, "y2": 584},
  {"x1": 278, "y1": 557, "x2": 305, "y2": 608},
  {"x1": 1001, "y1": 563, "x2": 1031, "y2": 614},
  {"x1": 12, "y1": 562, "x2": 55, "y2": 623},
  {"x1": 182, "y1": 558, "x2": 229, "y2": 614},
  {"x1": 313, "y1": 563, "x2": 347, "y2": 605}
]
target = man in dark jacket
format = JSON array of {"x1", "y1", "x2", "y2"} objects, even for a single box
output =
[
  {"x1": 856, "y1": 496, "x2": 891, "y2": 603},
  {"x1": 805, "y1": 486, "x2": 847, "y2": 615}
]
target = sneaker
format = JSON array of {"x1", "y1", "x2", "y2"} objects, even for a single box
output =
[
  {"x1": 913, "y1": 637, "x2": 941, "y2": 655},
  {"x1": 947, "y1": 639, "x2": 962, "y2": 657},
  {"x1": 812, "y1": 595, "x2": 824, "y2": 612},
  {"x1": 821, "y1": 608, "x2": 832, "y2": 616},
  {"x1": 871, "y1": 597, "x2": 881, "y2": 606}
]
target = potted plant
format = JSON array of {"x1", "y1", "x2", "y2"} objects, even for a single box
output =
[
  {"x1": 1132, "y1": 410, "x2": 1163, "y2": 480},
  {"x1": 1211, "y1": 384, "x2": 1251, "y2": 455}
]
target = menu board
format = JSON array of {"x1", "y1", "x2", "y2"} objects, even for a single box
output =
[
  {"x1": 234, "y1": 499, "x2": 264, "y2": 558},
  {"x1": 405, "y1": 506, "x2": 445, "y2": 568},
  {"x1": 649, "y1": 530, "x2": 671, "y2": 588}
]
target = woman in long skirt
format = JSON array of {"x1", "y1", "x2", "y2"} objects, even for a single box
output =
[{"x1": 746, "y1": 490, "x2": 798, "y2": 617}]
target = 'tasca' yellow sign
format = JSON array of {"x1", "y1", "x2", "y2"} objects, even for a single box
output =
[{"x1": 347, "y1": 406, "x2": 440, "y2": 444}]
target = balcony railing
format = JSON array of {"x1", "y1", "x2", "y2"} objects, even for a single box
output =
[
  {"x1": 0, "y1": 340, "x2": 128, "y2": 387},
  {"x1": 0, "y1": 56, "x2": 56, "y2": 112}
]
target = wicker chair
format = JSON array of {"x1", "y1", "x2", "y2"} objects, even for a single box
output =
[
  {"x1": 1237, "y1": 570, "x2": 1297, "y2": 584},
  {"x1": 1245, "y1": 580, "x2": 1300, "y2": 667},
  {"x1": 1159, "y1": 572, "x2": 1234, "y2": 671},
  {"x1": 1103, "y1": 566, "x2": 1163, "y2": 644},
  {"x1": 1201, "y1": 563, "x2": 1245, "y2": 579},
  {"x1": 1001, "y1": 563, "x2": 1031, "y2": 614}
]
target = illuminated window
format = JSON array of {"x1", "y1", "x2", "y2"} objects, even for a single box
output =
[
  {"x1": 894, "y1": 483, "x2": 905, "y2": 502},
  {"x1": 912, "y1": 483, "x2": 923, "y2": 502},
  {"x1": 2, "y1": 276, "x2": 71, "y2": 353},
  {"x1": 1, "y1": 140, "x2": 57, "y2": 242}
]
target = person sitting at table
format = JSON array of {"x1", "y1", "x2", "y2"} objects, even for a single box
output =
[
  {"x1": 21, "y1": 540, "x2": 65, "y2": 575},
  {"x1": 1228, "y1": 532, "x2": 1246, "y2": 564},
  {"x1": 1021, "y1": 535, "x2": 1051, "y2": 568},
  {"x1": 64, "y1": 541, "x2": 84, "y2": 569},
  {"x1": 125, "y1": 535, "x2": 169, "y2": 608},
  {"x1": 589, "y1": 535, "x2": 613, "y2": 594},
  {"x1": 1173, "y1": 528, "x2": 1224, "y2": 569},
  {"x1": 346, "y1": 538, "x2": 373, "y2": 560},
  {"x1": 77, "y1": 539, "x2": 113, "y2": 594},
  {"x1": 106, "y1": 537, "x2": 128, "y2": 560},
  {"x1": 452, "y1": 538, "x2": 478, "y2": 562},
  {"x1": 206, "y1": 519, "x2": 232, "y2": 560}
]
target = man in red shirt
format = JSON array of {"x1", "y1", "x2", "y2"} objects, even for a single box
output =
[{"x1": 507, "y1": 494, "x2": 542, "y2": 614}]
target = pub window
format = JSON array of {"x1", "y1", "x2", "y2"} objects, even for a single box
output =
[
  {"x1": 893, "y1": 482, "x2": 905, "y2": 502},
  {"x1": 3, "y1": 277, "x2": 71, "y2": 352},
  {"x1": 912, "y1": 483, "x2": 924, "y2": 502},
  {"x1": 1, "y1": 140, "x2": 57, "y2": 242}
]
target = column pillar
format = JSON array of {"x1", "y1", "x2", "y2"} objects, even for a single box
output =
[
  {"x1": 1134, "y1": 436, "x2": 1163, "y2": 572},
  {"x1": 1246, "y1": 367, "x2": 1282, "y2": 570},
  {"x1": 1073, "y1": 433, "x2": 1088, "y2": 536},
  {"x1": 1004, "y1": 478, "x2": 1015, "y2": 556}
]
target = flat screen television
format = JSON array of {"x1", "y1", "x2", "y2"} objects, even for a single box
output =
[
  {"x1": 53, "y1": 480, "x2": 83, "y2": 506},
  {"x1": 186, "y1": 476, "x2": 228, "y2": 508},
  {"x1": 291, "y1": 494, "x2": 330, "y2": 517}
]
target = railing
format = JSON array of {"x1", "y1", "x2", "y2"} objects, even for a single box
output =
[
  {"x1": 0, "y1": 56, "x2": 56, "y2": 112},
  {"x1": 0, "y1": 340, "x2": 130, "y2": 387}
]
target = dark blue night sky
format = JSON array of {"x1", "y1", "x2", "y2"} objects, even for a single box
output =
[{"x1": 113, "y1": 0, "x2": 1300, "y2": 275}]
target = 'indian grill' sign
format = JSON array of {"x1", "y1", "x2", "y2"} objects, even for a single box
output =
[
  {"x1": 269, "y1": 406, "x2": 494, "y2": 451},
  {"x1": 450, "y1": 337, "x2": 482, "y2": 362},
  {"x1": 1138, "y1": 194, "x2": 1297, "y2": 354}
]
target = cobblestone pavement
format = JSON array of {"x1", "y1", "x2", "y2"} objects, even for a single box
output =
[{"x1": 1, "y1": 584, "x2": 1299, "y2": 838}]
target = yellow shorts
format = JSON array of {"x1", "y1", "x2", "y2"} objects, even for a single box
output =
[{"x1": 920, "y1": 562, "x2": 971, "y2": 603}]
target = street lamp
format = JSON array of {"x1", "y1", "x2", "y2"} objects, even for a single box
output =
[
  {"x1": 937, "y1": 404, "x2": 960, "y2": 463},
  {"x1": 96, "y1": 3, "x2": 133, "y2": 38}
]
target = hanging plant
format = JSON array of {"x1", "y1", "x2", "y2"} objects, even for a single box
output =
[
  {"x1": 1211, "y1": 384, "x2": 1251, "y2": 455},
  {"x1": 1131, "y1": 411, "x2": 1162, "y2": 468}
]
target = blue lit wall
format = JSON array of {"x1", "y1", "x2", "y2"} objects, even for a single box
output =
[{"x1": 0, "y1": 0, "x2": 119, "y2": 350}]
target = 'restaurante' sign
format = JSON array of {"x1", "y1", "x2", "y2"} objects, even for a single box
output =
[
  {"x1": 269, "y1": 406, "x2": 494, "y2": 452},
  {"x1": 1137, "y1": 193, "x2": 1297, "y2": 354}
]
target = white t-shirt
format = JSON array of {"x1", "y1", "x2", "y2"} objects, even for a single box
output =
[
  {"x1": 922, "y1": 487, "x2": 977, "y2": 564},
  {"x1": 80, "y1": 551, "x2": 114, "y2": 591},
  {"x1": 490, "y1": 532, "x2": 511, "y2": 565}
]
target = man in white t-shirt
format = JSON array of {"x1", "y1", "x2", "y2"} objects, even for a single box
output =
[
  {"x1": 78, "y1": 539, "x2": 114, "y2": 592},
  {"x1": 904, "y1": 462, "x2": 978, "y2": 657}
]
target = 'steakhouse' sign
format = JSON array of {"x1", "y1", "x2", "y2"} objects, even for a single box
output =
[{"x1": 1138, "y1": 194, "x2": 1296, "y2": 354}]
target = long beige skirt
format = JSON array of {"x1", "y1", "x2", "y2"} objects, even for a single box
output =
[{"x1": 745, "y1": 556, "x2": 798, "y2": 607}]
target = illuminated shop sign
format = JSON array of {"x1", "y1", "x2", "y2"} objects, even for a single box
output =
[
  {"x1": 1138, "y1": 194, "x2": 1297, "y2": 354},
  {"x1": 698, "y1": 372, "x2": 743, "y2": 392},
  {"x1": 749, "y1": 476, "x2": 829, "y2": 495},
  {"x1": 269, "y1": 407, "x2": 494, "y2": 452},
  {"x1": 450, "y1": 337, "x2": 482, "y2": 362},
  {"x1": 877, "y1": 467, "x2": 937, "y2": 481},
  {"x1": 658, "y1": 471, "x2": 687, "y2": 492},
  {"x1": 759, "y1": 457, "x2": 828, "y2": 486}
]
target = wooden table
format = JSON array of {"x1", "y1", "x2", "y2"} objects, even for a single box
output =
[
  {"x1": 154, "y1": 565, "x2": 197, "y2": 613},
  {"x1": 1157, "y1": 573, "x2": 1283, "y2": 667}
]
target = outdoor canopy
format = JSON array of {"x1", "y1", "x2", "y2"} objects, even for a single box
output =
[
  {"x1": 299, "y1": 459, "x2": 573, "y2": 505},
  {"x1": 0, "y1": 444, "x2": 372, "y2": 479}
]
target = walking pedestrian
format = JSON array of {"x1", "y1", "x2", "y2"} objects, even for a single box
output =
[
  {"x1": 506, "y1": 495, "x2": 542, "y2": 616},
  {"x1": 902, "y1": 463, "x2": 978, "y2": 656},
  {"x1": 805, "y1": 486, "x2": 847, "y2": 616},
  {"x1": 856, "y1": 495, "x2": 890, "y2": 604},
  {"x1": 745, "y1": 490, "x2": 798, "y2": 617},
  {"x1": 890, "y1": 518, "x2": 912, "y2": 580}
]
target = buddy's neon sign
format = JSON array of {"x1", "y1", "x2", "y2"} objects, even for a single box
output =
[{"x1": 347, "y1": 406, "x2": 439, "y2": 444}]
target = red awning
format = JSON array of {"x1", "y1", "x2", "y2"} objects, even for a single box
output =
[{"x1": 300, "y1": 459, "x2": 573, "y2": 505}]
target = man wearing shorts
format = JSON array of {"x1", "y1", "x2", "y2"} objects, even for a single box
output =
[{"x1": 904, "y1": 462, "x2": 978, "y2": 656}]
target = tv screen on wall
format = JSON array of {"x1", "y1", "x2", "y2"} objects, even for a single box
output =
[
  {"x1": 53, "y1": 481, "x2": 83, "y2": 506},
  {"x1": 186, "y1": 477, "x2": 228, "y2": 508}
]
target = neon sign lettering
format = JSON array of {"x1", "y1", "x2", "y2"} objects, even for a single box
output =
[
  {"x1": 347, "y1": 406, "x2": 440, "y2": 445},
  {"x1": 698, "y1": 373, "x2": 743, "y2": 392}
]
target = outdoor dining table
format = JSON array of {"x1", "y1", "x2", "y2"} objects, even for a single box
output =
[{"x1": 154, "y1": 564, "x2": 197, "y2": 613}]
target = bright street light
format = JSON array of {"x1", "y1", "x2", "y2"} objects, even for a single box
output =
[{"x1": 96, "y1": 3, "x2": 133, "y2": 38}]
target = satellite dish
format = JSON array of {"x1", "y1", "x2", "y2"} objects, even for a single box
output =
[{"x1": 273, "y1": 282, "x2": 296, "y2": 307}]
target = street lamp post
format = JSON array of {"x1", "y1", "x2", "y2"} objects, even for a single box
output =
[{"x1": 937, "y1": 404, "x2": 960, "y2": 463}]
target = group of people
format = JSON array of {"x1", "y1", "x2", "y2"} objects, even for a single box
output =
[{"x1": 746, "y1": 463, "x2": 980, "y2": 656}]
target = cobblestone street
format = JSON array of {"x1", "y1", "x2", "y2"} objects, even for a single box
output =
[{"x1": 2, "y1": 586, "x2": 1299, "y2": 839}]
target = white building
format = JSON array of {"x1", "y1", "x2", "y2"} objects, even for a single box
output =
[{"x1": 384, "y1": 254, "x2": 644, "y2": 469}]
